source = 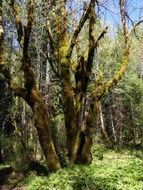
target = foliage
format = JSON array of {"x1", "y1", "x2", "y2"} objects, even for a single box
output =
[
  {"x1": 96, "y1": 28, "x2": 143, "y2": 148},
  {"x1": 23, "y1": 149, "x2": 143, "y2": 190}
]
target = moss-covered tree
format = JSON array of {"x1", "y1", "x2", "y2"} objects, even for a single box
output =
[{"x1": 0, "y1": 0, "x2": 138, "y2": 171}]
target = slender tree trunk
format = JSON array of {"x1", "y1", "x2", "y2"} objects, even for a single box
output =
[
  {"x1": 118, "y1": 125, "x2": 123, "y2": 148},
  {"x1": 109, "y1": 107, "x2": 117, "y2": 144},
  {"x1": 99, "y1": 102, "x2": 111, "y2": 143}
]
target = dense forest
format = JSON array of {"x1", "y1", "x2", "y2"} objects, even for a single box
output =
[{"x1": 0, "y1": 0, "x2": 143, "y2": 189}]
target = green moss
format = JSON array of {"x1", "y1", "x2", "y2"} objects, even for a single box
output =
[{"x1": 59, "y1": 36, "x2": 69, "y2": 66}]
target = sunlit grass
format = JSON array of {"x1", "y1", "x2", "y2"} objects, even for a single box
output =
[{"x1": 25, "y1": 148, "x2": 143, "y2": 190}]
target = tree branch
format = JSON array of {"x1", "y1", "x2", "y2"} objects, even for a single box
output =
[
  {"x1": 86, "y1": 0, "x2": 96, "y2": 75},
  {"x1": 72, "y1": 26, "x2": 108, "y2": 74},
  {"x1": 10, "y1": 0, "x2": 24, "y2": 47},
  {"x1": 47, "y1": 56, "x2": 61, "y2": 78},
  {"x1": 91, "y1": 0, "x2": 130, "y2": 100},
  {"x1": 11, "y1": 0, "x2": 36, "y2": 91},
  {"x1": 105, "y1": 0, "x2": 130, "y2": 90},
  {"x1": 130, "y1": 19, "x2": 143, "y2": 39},
  {"x1": 67, "y1": 0, "x2": 94, "y2": 59},
  {"x1": 73, "y1": 26, "x2": 108, "y2": 75},
  {"x1": 47, "y1": 24, "x2": 55, "y2": 53},
  {"x1": 94, "y1": 26, "x2": 108, "y2": 48},
  {"x1": 23, "y1": 0, "x2": 34, "y2": 56}
]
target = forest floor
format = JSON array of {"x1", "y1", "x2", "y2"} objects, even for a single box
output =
[{"x1": 0, "y1": 146, "x2": 143, "y2": 190}]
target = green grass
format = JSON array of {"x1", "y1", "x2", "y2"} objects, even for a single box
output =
[
  {"x1": 26, "y1": 148, "x2": 143, "y2": 190},
  {"x1": 1, "y1": 147, "x2": 143, "y2": 190}
]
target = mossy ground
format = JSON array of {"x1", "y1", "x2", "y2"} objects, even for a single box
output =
[{"x1": 1, "y1": 146, "x2": 143, "y2": 190}]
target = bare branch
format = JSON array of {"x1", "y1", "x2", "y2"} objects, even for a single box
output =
[
  {"x1": 130, "y1": 19, "x2": 143, "y2": 39},
  {"x1": 119, "y1": 0, "x2": 129, "y2": 44},
  {"x1": 94, "y1": 26, "x2": 108, "y2": 47},
  {"x1": 125, "y1": 11, "x2": 143, "y2": 39},
  {"x1": 46, "y1": 21, "x2": 58, "y2": 59},
  {"x1": 86, "y1": 0, "x2": 96, "y2": 75},
  {"x1": 47, "y1": 25, "x2": 55, "y2": 49},
  {"x1": 67, "y1": 0, "x2": 94, "y2": 59},
  {"x1": 10, "y1": 0, "x2": 24, "y2": 47},
  {"x1": 23, "y1": 0, "x2": 34, "y2": 56},
  {"x1": 47, "y1": 56, "x2": 61, "y2": 78},
  {"x1": 11, "y1": 0, "x2": 34, "y2": 53}
]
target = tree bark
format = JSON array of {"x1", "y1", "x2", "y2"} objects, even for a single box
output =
[
  {"x1": 99, "y1": 102, "x2": 111, "y2": 144},
  {"x1": 60, "y1": 48, "x2": 78, "y2": 162},
  {"x1": 74, "y1": 99, "x2": 99, "y2": 164},
  {"x1": 30, "y1": 92, "x2": 61, "y2": 171},
  {"x1": 109, "y1": 107, "x2": 117, "y2": 144}
]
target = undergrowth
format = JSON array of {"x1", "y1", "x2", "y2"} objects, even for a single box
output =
[
  {"x1": 26, "y1": 148, "x2": 143, "y2": 190},
  {"x1": 1, "y1": 147, "x2": 143, "y2": 190}
]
